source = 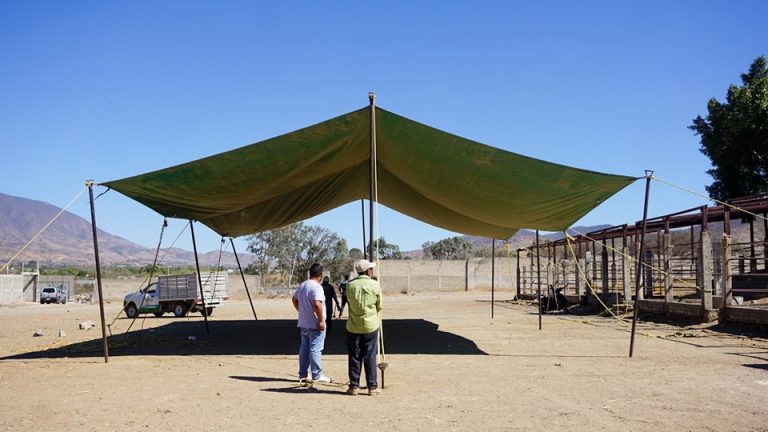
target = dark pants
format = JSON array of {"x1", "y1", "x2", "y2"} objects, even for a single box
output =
[
  {"x1": 325, "y1": 308, "x2": 333, "y2": 334},
  {"x1": 346, "y1": 329, "x2": 378, "y2": 389},
  {"x1": 339, "y1": 295, "x2": 347, "y2": 316}
]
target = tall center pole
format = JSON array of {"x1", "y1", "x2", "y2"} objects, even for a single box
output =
[
  {"x1": 629, "y1": 171, "x2": 653, "y2": 358},
  {"x1": 368, "y1": 92, "x2": 377, "y2": 262},
  {"x1": 536, "y1": 230, "x2": 542, "y2": 330},
  {"x1": 87, "y1": 181, "x2": 109, "y2": 363},
  {"x1": 361, "y1": 199, "x2": 367, "y2": 260}
]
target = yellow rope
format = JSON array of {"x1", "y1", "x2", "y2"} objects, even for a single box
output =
[
  {"x1": 563, "y1": 233, "x2": 629, "y2": 325},
  {"x1": 0, "y1": 187, "x2": 87, "y2": 273},
  {"x1": 565, "y1": 228, "x2": 702, "y2": 292}
]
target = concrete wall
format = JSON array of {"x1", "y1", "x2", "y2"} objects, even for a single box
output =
[
  {"x1": 1, "y1": 259, "x2": 518, "y2": 304},
  {"x1": 0, "y1": 275, "x2": 24, "y2": 304},
  {"x1": 377, "y1": 258, "x2": 515, "y2": 294},
  {"x1": 724, "y1": 306, "x2": 768, "y2": 325},
  {"x1": 82, "y1": 259, "x2": 518, "y2": 302}
]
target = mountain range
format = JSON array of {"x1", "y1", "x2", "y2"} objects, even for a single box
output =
[
  {"x1": 9, "y1": 191, "x2": 740, "y2": 267},
  {"x1": 0, "y1": 192, "x2": 255, "y2": 267}
]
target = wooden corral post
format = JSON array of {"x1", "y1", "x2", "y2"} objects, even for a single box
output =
[
  {"x1": 622, "y1": 246, "x2": 632, "y2": 303},
  {"x1": 576, "y1": 257, "x2": 585, "y2": 297},
  {"x1": 585, "y1": 249, "x2": 594, "y2": 299},
  {"x1": 465, "y1": 259, "x2": 469, "y2": 292},
  {"x1": 560, "y1": 258, "x2": 568, "y2": 293},
  {"x1": 699, "y1": 231, "x2": 714, "y2": 312},
  {"x1": 664, "y1": 232, "x2": 674, "y2": 304},
  {"x1": 515, "y1": 251, "x2": 521, "y2": 299},
  {"x1": 635, "y1": 237, "x2": 644, "y2": 300},
  {"x1": 546, "y1": 259, "x2": 554, "y2": 289},
  {"x1": 601, "y1": 244, "x2": 609, "y2": 295},
  {"x1": 722, "y1": 235, "x2": 733, "y2": 307},
  {"x1": 529, "y1": 251, "x2": 535, "y2": 295}
]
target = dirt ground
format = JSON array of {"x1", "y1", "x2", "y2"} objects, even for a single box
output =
[{"x1": 1, "y1": 292, "x2": 767, "y2": 432}]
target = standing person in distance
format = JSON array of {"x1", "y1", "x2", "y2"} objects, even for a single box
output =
[
  {"x1": 345, "y1": 259, "x2": 383, "y2": 396},
  {"x1": 338, "y1": 273, "x2": 350, "y2": 319},
  {"x1": 291, "y1": 263, "x2": 331, "y2": 384},
  {"x1": 321, "y1": 276, "x2": 341, "y2": 334}
]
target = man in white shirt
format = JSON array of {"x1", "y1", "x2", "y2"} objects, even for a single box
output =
[{"x1": 291, "y1": 263, "x2": 331, "y2": 383}]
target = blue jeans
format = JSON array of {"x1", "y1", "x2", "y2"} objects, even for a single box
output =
[{"x1": 298, "y1": 327, "x2": 326, "y2": 380}]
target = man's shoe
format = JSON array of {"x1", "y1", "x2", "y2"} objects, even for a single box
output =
[
  {"x1": 314, "y1": 376, "x2": 331, "y2": 384},
  {"x1": 346, "y1": 387, "x2": 359, "y2": 396},
  {"x1": 368, "y1": 387, "x2": 381, "y2": 396}
]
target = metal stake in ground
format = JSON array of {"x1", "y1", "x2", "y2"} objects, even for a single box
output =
[{"x1": 377, "y1": 361, "x2": 389, "y2": 388}]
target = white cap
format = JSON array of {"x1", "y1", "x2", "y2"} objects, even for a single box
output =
[{"x1": 355, "y1": 259, "x2": 376, "y2": 273}]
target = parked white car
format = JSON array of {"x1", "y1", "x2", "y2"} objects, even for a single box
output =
[{"x1": 40, "y1": 285, "x2": 68, "y2": 304}]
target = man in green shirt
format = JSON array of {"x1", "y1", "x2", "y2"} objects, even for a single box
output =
[{"x1": 345, "y1": 259, "x2": 383, "y2": 396}]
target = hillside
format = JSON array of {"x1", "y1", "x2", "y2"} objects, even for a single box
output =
[{"x1": 0, "y1": 192, "x2": 254, "y2": 267}]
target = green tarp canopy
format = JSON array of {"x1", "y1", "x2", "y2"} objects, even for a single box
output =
[{"x1": 103, "y1": 107, "x2": 637, "y2": 238}]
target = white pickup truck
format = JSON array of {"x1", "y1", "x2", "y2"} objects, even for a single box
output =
[{"x1": 123, "y1": 272, "x2": 229, "y2": 318}]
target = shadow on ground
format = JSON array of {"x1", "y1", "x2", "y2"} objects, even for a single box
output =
[{"x1": 1, "y1": 319, "x2": 486, "y2": 360}]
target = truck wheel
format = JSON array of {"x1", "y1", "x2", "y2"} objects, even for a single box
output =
[
  {"x1": 125, "y1": 303, "x2": 138, "y2": 319},
  {"x1": 173, "y1": 302, "x2": 188, "y2": 317},
  {"x1": 202, "y1": 307, "x2": 214, "y2": 317},
  {"x1": 153, "y1": 312, "x2": 164, "y2": 317}
]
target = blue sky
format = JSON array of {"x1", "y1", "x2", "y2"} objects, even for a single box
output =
[{"x1": 1, "y1": 1, "x2": 767, "y2": 256}]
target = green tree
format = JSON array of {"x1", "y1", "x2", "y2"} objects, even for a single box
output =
[
  {"x1": 372, "y1": 237, "x2": 402, "y2": 259},
  {"x1": 422, "y1": 236, "x2": 473, "y2": 260},
  {"x1": 294, "y1": 225, "x2": 343, "y2": 282},
  {"x1": 245, "y1": 222, "x2": 307, "y2": 287},
  {"x1": 329, "y1": 238, "x2": 350, "y2": 280},
  {"x1": 246, "y1": 222, "x2": 350, "y2": 288},
  {"x1": 690, "y1": 56, "x2": 768, "y2": 201}
]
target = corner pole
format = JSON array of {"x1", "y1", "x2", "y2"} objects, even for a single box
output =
[
  {"x1": 230, "y1": 238, "x2": 258, "y2": 321},
  {"x1": 86, "y1": 180, "x2": 109, "y2": 363},
  {"x1": 536, "y1": 230, "x2": 542, "y2": 330},
  {"x1": 629, "y1": 171, "x2": 653, "y2": 358},
  {"x1": 491, "y1": 239, "x2": 496, "y2": 319},
  {"x1": 189, "y1": 221, "x2": 210, "y2": 335},
  {"x1": 368, "y1": 92, "x2": 377, "y2": 261}
]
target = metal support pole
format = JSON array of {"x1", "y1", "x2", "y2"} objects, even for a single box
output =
[
  {"x1": 368, "y1": 92, "x2": 377, "y2": 261},
  {"x1": 189, "y1": 221, "x2": 210, "y2": 335},
  {"x1": 629, "y1": 172, "x2": 653, "y2": 358},
  {"x1": 491, "y1": 239, "x2": 495, "y2": 319},
  {"x1": 536, "y1": 230, "x2": 542, "y2": 330},
  {"x1": 361, "y1": 199, "x2": 367, "y2": 260},
  {"x1": 86, "y1": 181, "x2": 109, "y2": 363},
  {"x1": 230, "y1": 238, "x2": 258, "y2": 321}
]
